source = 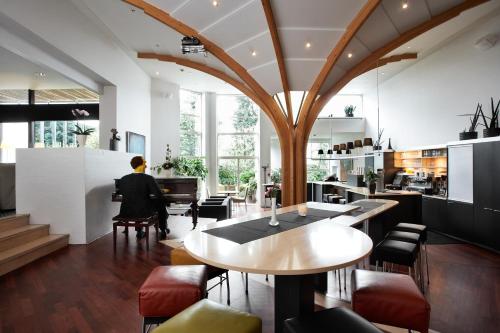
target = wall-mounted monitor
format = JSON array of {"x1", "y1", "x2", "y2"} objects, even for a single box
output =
[{"x1": 126, "y1": 131, "x2": 145, "y2": 158}]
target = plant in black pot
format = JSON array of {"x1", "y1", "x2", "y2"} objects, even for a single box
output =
[
  {"x1": 373, "y1": 128, "x2": 384, "y2": 150},
  {"x1": 365, "y1": 169, "x2": 379, "y2": 195},
  {"x1": 344, "y1": 105, "x2": 356, "y2": 117},
  {"x1": 481, "y1": 97, "x2": 500, "y2": 138},
  {"x1": 458, "y1": 103, "x2": 482, "y2": 140}
]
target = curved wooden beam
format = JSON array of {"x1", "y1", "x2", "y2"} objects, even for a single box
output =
[
  {"x1": 261, "y1": 0, "x2": 293, "y2": 127},
  {"x1": 123, "y1": 0, "x2": 282, "y2": 122},
  {"x1": 363, "y1": 52, "x2": 417, "y2": 74},
  {"x1": 295, "y1": 0, "x2": 381, "y2": 128},
  {"x1": 138, "y1": 52, "x2": 268, "y2": 113},
  {"x1": 308, "y1": 0, "x2": 489, "y2": 123}
]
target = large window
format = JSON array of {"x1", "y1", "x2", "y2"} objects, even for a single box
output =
[
  {"x1": 306, "y1": 140, "x2": 330, "y2": 181},
  {"x1": 179, "y1": 89, "x2": 203, "y2": 157},
  {"x1": 0, "y1": 123, "x2": 29, "y2": 163},
  {"x1": 33, "y1": 120, "x2": 99, "y2": 148},
  {"x1": 318, "y1": 94, "x2": 363, "y2": 118},
  {"x1": 216, "y1": 95, "x2": 259, "y2": 193}
]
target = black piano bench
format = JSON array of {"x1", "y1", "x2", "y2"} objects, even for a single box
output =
[{"x1": 112, "y1": 214, "x2": 159, "y2": 251}]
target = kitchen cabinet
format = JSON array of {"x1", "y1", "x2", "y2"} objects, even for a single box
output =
[
  {"x1": 446, "y1": 200, "x2": 474, "y2": 241},
  {"x1": 422, "y1": 196, "x2": 447, "y2": 232},
  {"x1": 473, "y1": 141, "x2": 500, "y2": 251}
]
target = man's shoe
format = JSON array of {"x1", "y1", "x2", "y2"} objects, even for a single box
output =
[
  {"x1": 136, "y1": 230, "x2": 146, "y2": 239},
  {"x1": 160, "y1": 230, "x2": 167, "y2": 240}
]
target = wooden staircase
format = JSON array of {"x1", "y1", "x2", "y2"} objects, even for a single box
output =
[{"x1": 0, "y1": 214, "x2": 69, "y2": 276}]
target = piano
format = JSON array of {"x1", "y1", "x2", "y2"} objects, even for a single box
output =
[{"x1": 112, "y1": 177, "x2": 200, "y2": 229}]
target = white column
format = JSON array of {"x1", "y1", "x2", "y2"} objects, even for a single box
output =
[
  {"x1": 205, "y1": 92, "x2": 218, "y2": 196},
  {"x1": 99, "y1": 86, "x2": 118, "y2": 151}
]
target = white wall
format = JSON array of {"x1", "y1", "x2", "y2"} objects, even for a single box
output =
[
  {"x1": 364, "y1": 13, "x2": 500, "y2": 150},
  {"x1": 150, "y1": 79, "x2": 180, "y2": 169},
  {"x1": 0, "y1": 0, "x2": 152, "y2": 158},
  {"x1": 16, "y1": 148, "x2": 134, "y2": 244}
]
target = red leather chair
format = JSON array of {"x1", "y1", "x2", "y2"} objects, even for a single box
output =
[{"x1": 139, "y1": 265, "x2": 207, "y2": 333}]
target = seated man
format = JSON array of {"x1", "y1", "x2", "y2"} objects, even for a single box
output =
[{"x1": 119, "y1": 156, "x2": 169, "y2": 239}]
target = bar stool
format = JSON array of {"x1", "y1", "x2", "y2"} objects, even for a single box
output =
[
  {"x1": 373, "y1": 239, "x2": 423, "y2": 291},
  {"x1": 393, "y1": 223, "x2": 430, "y2": 284}
]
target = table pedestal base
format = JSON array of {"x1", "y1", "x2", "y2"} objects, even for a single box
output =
[{"x1": 275, "y1": 274, "x2": 315, "y2": 333}]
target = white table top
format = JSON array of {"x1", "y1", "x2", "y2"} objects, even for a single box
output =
[{"x1": 183, "y1": 201, "x2": 395, "y2": 275}]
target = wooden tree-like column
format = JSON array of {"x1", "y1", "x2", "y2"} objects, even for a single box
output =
[{"x1": 125, "y1": 0, "x2": 487, "y2": 205}]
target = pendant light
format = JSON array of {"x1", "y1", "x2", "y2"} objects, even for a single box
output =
[{"x1": 327, "y1": 115, "x2": 334, "y2": 155}]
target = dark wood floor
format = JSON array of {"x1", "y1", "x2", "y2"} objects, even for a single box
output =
[{"x1": 1, "y1": 227, "x2": 499, "y2": 333}]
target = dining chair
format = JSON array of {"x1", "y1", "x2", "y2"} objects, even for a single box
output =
[{"x1": 231, "y1": 188, "x2": 248, "y2": 211}]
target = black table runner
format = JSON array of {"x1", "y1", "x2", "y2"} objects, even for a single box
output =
[
  {"x1": 346, "y1": 201, "x2": 385, "y2": 216},
  {"x1": 203, "y1": 208, "x2": 345, "y2": 244}
]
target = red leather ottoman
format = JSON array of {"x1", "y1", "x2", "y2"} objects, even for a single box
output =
[
  {"x1": 351, "y1": 269, "x2": 430, "y2": 333},
  {"x1": 139, "y1": 265, "x2": 208, "y2": 332}
]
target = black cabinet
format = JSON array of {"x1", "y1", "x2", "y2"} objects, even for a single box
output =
[
  {"x1": 422, "y1": 196, "x2": 447, "y2": 232},
  {"x1": 446, "y1": 200, "x2": 474, "y2": 241},
  {"x1": 473, "y1": 140, "x2": 500, "y2": 251}
]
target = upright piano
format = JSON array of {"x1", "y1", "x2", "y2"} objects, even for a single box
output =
[{"x1": 112, "y1": 177, "x2": 200, "y2": 228}]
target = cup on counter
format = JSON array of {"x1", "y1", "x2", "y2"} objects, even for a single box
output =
[{"x1": 298, "y1": 204, "x2": 308, "y2": 217}]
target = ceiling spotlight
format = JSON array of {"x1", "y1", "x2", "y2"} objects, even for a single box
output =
[
  {"x1": 251, "y1": 50, "x2": 257, "y2": 57},
  {"x1": 155, "y1": 71, "x2": 160, "y2": 76},
  {"x1": 305, "y1": 42, "x2": 311, "y2": 49},
  {"x1": 347, "y1": 53, "x2": 353, "y2": 58},
  {"x1": 402, "y1": 1, "x2": 408, "y2": 9},
  {"x1": 34, "y1": 72, "x2": 47, "y2": 77},
  {"x1": 407, "y1": 46, "x2": 411, "y2": 49},
  {"x1": 155, "y1": 43, "x2": 160, "y2": 48},
  {"x1": 212, "y1": 0, "x2": 219, "y2": 7}
]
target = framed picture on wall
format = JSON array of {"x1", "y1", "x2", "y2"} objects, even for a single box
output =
[{"x1": 126, "y1": 131, "x2": 146, "y2": 158}]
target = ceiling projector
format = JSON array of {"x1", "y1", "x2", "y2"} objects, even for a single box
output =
[{"x1": 181, "y1": 36, "x2": 206, "y2": 55}]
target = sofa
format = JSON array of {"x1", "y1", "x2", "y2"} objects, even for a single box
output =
[{"x1": 0, "y1": 163, "x2": 15, "y2": 210}]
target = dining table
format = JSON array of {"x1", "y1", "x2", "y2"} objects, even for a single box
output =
[{"x1": 183, "y1": 200, "x2": 398, "y2": 332}]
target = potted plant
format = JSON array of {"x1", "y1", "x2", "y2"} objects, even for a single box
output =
[
  {"x1": 171, "y1": 157, "x2": 208, "y2": 180},
  {"x1": 458, "y1": 104, "x2": 482, "y2": 140},
  {"x1": 482, "y1": 97, "x2": 500, "y2": 138},
  {"x1": 152, "y1": 144, "x2": 174, "y2": 176},
  {"x1": 365, "y1": 169, "x2": 379, "y2": 194},
  {"x1": 344, "y1": 105, "x2": 356, "y2": 117},
  {"x1": 109, "y1": 128, "x2": 120, "y2": 151},
  {"x1": 373, "y1": 128, "x2": 384, "y2": 150},
  {"x1": 70, "y1": 109, "x2": 95, "y2": 147}
]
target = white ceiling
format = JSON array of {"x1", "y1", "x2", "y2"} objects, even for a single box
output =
[
  {"x1": 0, "y1": 46, "x2": 83, "y2": 90},
  {"x1": 340, "y1": 1, "x2": 500, "y2": 95},
  {"x1": 73, "y1": 0, "x2": 499, "y2": 98}
]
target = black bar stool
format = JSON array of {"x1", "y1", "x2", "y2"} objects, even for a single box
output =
[
  {"x1": 373, "y1": 239, "x2": 423, "y2": 291},
  {"x1": 393, "y1": 223, "x2": 430, "y2": 285}
]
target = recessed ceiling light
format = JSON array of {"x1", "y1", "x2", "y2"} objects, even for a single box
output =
[
  {"x1": 212, "y1": 0, "x2": 219, "y2": 7},
  {"x1": 155, "y1": 43, "x2": 160, "y2": 48},
  {"x1": 305, "y1": 42, "x2": 311, "y2": 49},
  {"x1": 155, "y1": 71, "x2": 160, "y2": 76},
  {"x1": 402, "y1": 1, "x2": 408, "y2": 9},
  {"x1": 347, "y1": 53, "x2": 353, "y2": 58},
  {"x1": 34, "y1": 72, "x2": 47, "y2": 77},
  {"x1": 407, "y1": 46, "x2": 411, "y2": 49},
  {"x1": 251, "y1": 50, "x2": 257, "y2": 57},
  {"x1": 130, "y1": 7, "x2": 136, "y2": 13},
  {"x1": 381, "y1": 72, "x2": 385, "y2": 75}
]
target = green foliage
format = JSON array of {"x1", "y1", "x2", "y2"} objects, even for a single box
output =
[
  {"x1": 172, "y1": 157, "x2": 208, "y2": 180},
  {"x1": 71, "y1": 124, "x2": 95, "y2": 135},
  {"x1": 344, "y1": 105, "x2": 356, "y2": 117},
  {"x1": 270, "y1": 168, "x2": 282, "y2": 183},
  {"x1": 239, "y1": 169, "x2": 255, "y2": 184},
  {"x1": 307, "y1": 164, "x2": 327, "y2": 181},
  {"x1": 218, "y1": 164, "x2": 237, "y2": 185},
  {"x1": 365, "y1": 169, "x2": 379, "y2": 184},
  {"x1": 244, "y1": 177, "x2": 257, "y2": 194},
  {"x1": 180, "y1": 113, "x2": 199, "y2": 156},
  {"x1": 233, "y1": 96, "x2": 258, "y2": 132}
]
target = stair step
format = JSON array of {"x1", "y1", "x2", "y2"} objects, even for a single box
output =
[
  {"x1": 0, "y1": 224, "x2": 50, "y2": 252},
  {"x1": 0, "y1": 214, "x2": 29, "y2": 233},
  {"x1": 0, "y1": 234, "x2": 69, "y2": 276}
]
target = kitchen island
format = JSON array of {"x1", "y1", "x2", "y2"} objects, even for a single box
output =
[{"x1": 310, "y1": 181, "x2": 422, "y2": 254}]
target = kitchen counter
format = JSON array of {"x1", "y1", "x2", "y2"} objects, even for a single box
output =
[{"x1": 310, "y1": 181, "x2": 422, "y2": 197}]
